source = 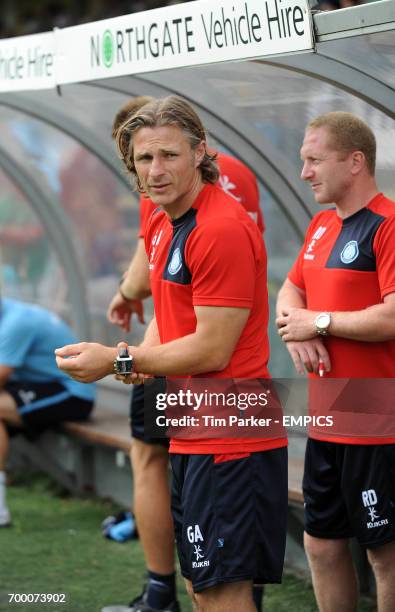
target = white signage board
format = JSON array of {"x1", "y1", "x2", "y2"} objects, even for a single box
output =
[
  {"x1": 0, "y1": 32, "x2": 56, "y2": 92},
  {"x1": 56, "y1": 0, "x2": 313, "y2": 85}
]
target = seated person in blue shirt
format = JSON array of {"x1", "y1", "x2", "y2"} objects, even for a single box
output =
[{"x1": 0, "y1": 297, "x2": 96, "y2": 526}]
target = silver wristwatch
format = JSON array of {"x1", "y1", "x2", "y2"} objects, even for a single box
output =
[
  {"x1": 315, "y1": 312, "x2": 331, "y2": 336},
  {"x1": 114, "y1": 346, "x2": 134, "y2": 376}
]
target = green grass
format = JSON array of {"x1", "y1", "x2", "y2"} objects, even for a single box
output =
[{"x1": 0, "y1": 474, "x2": 376, "y2": 612}]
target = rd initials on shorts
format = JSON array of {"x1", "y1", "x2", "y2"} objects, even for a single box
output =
[{"x1": 362, "y1": 489, "x2": 378, "y2": 507}]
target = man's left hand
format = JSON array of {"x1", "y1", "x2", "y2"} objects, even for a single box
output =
[
  {"x1": 276, "y1": 307, "x2": 318, "y2": 342},
  {"x1": 55, "y1": 342, "x2": 116, "y2": 383}
]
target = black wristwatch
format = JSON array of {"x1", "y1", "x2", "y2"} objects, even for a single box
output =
[{"x1": 113, "y1": 346, "x2": 134, "y2": 376}]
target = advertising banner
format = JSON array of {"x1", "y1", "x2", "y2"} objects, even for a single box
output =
[
  {"x1": 0, "y1": 32, "x2": 56, "y2": 92},
  {"x1": 55, "y1": 0, "x2": 314, "y2": 85}
]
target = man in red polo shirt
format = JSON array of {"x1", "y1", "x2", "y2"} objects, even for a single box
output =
[
  {"x1": 276, "y1": 111, "x2": 395, "y2": 612},
  {"x1": 56, "y1": 96, "x2": 287, "y2": 612},
  {"x1": 104, "y1": 98, "x2": 266, "y2": 612}
]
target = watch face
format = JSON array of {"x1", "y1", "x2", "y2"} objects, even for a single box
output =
[
  {"x1": 317, "y1": 313, "x2": 330, "y2": 329},
  {"x1": 116, "y1": 356, "x2": 133, "y2": 375}
]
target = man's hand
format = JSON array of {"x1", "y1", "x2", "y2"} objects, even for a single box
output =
[
  {"x1": 107, "y1": 292, "x2": 145, "y2": 333},
  {"x1": 285, "y1": 339, "x2": 331, "y2": 376},
  {"x1": 55, "y1": 342, "x2": 116, "y2": 383},
  {"x1": 276, "y1": 307, "x2": 318, "y2": 342}
]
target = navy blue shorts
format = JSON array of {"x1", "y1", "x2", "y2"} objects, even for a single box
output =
[
  {"x1": 5, "y1": 381, "x2": 93, "y2": 438},
  {"x1": 170, "y1": 447, "x2": 288, "y2": 592},
  {"x1": 129, "y1": 380, "x2": 169, "y2": 447},
  {"x1": 303, "y1": 439, "x2": 395, "y2": 548}
]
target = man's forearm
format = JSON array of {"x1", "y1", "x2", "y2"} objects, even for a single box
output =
[
  {"x1": 276, "y1": 279, "x2": 306, "y2": 314},
  {"x1": 57, "y1": 307, "x2": 249, "y2": 383},
  {"x1": 121, "y1": 275, "x2": 150, "y2": 301},
  {"x1": 120, "y1": 238, "x2": 151, "y2": 300},
  {"x1": 277, "y1": 296, "x2": 395, "y2": 343},
  {"x1": 133, "y1": 332, "x2": 227, "y2": 377},
  {"x1": 140, "y1": 317, "x2": 160, "y2": 349},
  {"x1": 330, "y1": 301, "x2": 395, "y2": 342},
  {"x1": 132, "y1": 305, "x2": 249, "y2": 377}
]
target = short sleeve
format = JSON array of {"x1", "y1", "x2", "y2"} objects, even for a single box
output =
[
  {"x1": 185, "y1": 219, "x2": 259, "y2": 308},
  {"x1": 373, "y1": 215, "x2": 395, "y2": 298}
]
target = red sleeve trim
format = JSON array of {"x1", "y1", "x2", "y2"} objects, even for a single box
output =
[
  {"x1": 381, "y1": 286, "x2": 395, "y2": 299},
  {"x1": 192, "y1": 297, "x2": 253, "y2": 307}
]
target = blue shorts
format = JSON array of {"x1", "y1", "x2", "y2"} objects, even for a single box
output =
[
  {"x1": 170, "y1": 447, "x2": 288, "y2": 592},
  {"x1": 303, "y1": 439, "x2": 395, "y2": 548},
  {"x1": 5, "y1": 381, "x2": 93, "y2": 437}
]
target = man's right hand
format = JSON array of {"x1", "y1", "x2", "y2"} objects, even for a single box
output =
[
  {"x1": 285, "y1": 338, "x2": 331, "y2": 376},
  {"x1": 107, "y1": 291, "x2": 145, "y2": 333}
]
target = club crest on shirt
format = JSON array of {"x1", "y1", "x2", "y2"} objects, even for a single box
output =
[
  {"x1": 168, "y1": 248, "x2": 183, "y2": 275},
  {"x1": 340, "y1": 240, "x2": 359, "y2": 264}
]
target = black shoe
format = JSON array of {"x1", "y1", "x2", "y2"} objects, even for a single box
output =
[
  {"x1": 128, "y1": 584, "x2": 180, "y2": 612},
  {"x1": 101, "y1": 586, "x2": 181, "y2": 612}
]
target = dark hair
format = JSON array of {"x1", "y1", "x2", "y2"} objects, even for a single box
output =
[
  {"x1": 116, "y1": 95, "x2": 219, "y2": 191},
  {"x1": 308, "y1": 111, "x2": 376, "y2": 175}
]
